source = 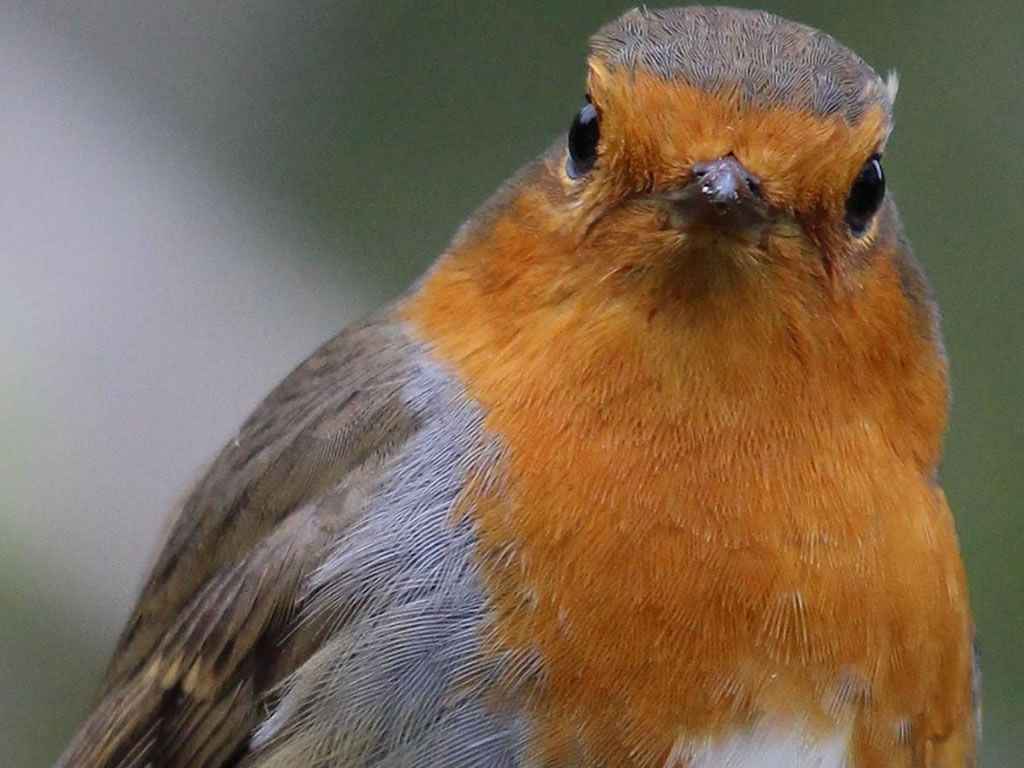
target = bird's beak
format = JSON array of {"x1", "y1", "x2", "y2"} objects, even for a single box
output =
[
  {"x1": 661, "y1": 155, "x2": 767, "y2": 230},
  {"x1": 692, "y1": 156, "x2": 761, "y2": 209}
]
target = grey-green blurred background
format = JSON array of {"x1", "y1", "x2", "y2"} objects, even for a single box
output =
[{"x1": 1, "y1": 2, "x2": 1020, "y2": 765}]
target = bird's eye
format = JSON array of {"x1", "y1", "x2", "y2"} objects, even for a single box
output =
[
  {"x1": 566, "y1": 100, "x2": 600, "y2": 179},
  {"x1": 845, "y1": 155, "x2": 885, "y2": 235}
]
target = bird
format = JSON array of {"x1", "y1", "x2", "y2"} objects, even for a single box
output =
[{"x1": 55, "y1": 6, "x2": 978, "y2": 768}]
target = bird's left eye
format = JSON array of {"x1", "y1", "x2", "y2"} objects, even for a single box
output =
[
  {"x1": 845, "y1": 155, "x2": 885, "y2": 235},
  {"x1": 566, "y1": 100, "x2": 600, "y2": 179}
]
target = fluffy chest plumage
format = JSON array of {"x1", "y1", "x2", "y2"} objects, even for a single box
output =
[
  {"x1": 405, "y1": 242, "x2": 974, "y2": 765},
  {"x1": 463, "y1": 385, "x2": 969, "y2": 766}
]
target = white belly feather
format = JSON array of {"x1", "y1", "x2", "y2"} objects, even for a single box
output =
[{"x1": 667, "y1": 722, "x2": 851, "y2": 768}]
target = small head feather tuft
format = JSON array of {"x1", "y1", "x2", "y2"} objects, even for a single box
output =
[{"x1": 886, "y1": 70, "x2": 900, "y2": 105}]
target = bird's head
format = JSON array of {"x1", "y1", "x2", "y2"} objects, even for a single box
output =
[{"x1": 548, "y1": 6, "x2": 901, "y2": 301}]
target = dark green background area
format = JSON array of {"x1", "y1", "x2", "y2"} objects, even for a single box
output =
[{"x1": 7, "y1": 2, "x2": 1020, "y2": 765}]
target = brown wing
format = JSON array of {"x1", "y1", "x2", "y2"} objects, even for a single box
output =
[{"x1": 56, "y1": 309, "x2": 424, "y2": 768}]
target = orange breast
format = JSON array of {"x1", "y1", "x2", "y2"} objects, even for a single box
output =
[{"x1": 403, "y1": 195, "x2": 974, "y2": 766}]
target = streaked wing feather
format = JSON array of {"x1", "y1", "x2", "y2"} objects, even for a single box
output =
[{"x1": 57, "y1": 310, "x2": 427, "y2": 767}]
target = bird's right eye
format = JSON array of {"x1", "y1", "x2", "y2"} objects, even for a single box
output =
[
  {"x1": 845, "y1": 155, "x2": 885, "y2": 235},
  {"x1": 567, "y1": 100, "x2": 600, "y2": 179}
]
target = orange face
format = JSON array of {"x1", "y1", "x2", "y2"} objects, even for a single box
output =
[
  {"x1": 582, "y1": 61, "x2": 892, "y2": 217},
  {"x1": 534, "y1": 60, "x2": 898, "y2": 310}
]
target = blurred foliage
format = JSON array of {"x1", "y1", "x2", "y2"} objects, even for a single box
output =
[{"x1": 5, "y1": 2, "x2": 1021, "y2": 765}]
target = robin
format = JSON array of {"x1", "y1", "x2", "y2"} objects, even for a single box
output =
[{"x1": 56, "y1": 6, "x2": 978, "y2": 768}]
